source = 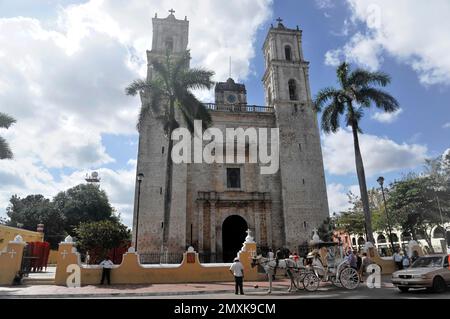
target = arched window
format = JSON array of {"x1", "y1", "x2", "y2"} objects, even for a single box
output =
[
  {"x1": 165, "y1": 37, "x2": 174, "y2": 53},
  {"x1": 433, "y1": 227, "x2": 445, "y2": 239},
  {"x1": 352, "y1": 238, "x2": 356, "y2": 246},
  {"x1": 288, "y1": 79, "x2": 298, "y2": 101},
  {"x1": 285, "y1": 45, "x2": 292, "y2": 61},
  {"x1": 377, "y1": 234, "x2": 386, "y2": 244},
  {"x1": 401, "y1": 232, "x2": 412, "y2": 242},
  {"x1": 391, "y1": 233, "x2": 399, "y2": 243},
  {"x1": 267, "y1": 88, "x2": 272, "y2": 105},
  {"x1": 358, "y1": 237, "x2": 365, "y2": 246}
]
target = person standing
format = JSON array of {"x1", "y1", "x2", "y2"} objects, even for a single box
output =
[
  {"x1": 229, "y1": 257, "x2": 244, "y2": 295},
  {"x1": 273, "y1": 248, "x2": 283, "y2": 279},
  {"x1": 268, "y1": 248, "x2": 275, "y2": 260},
  {"x1": 393, "y1": 249, "x2": 403, "y2": 270},
  {"x1": 402, "y1": 252, "x2": 411, "y2": 269},
  {"x1": 355, "y1": 250, "x2": 362, "y2": 272},
  {"x1": 411, "y1": 250, "x2": 419, "y2": 264},
  {"x1": 99, "y1": 256, "x2": 114, "y2": 285}
]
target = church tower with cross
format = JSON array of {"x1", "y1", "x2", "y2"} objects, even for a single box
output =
[
  {"x1": 132, "y1": 12, "x2": 329, "y2": 261},
  {"x1": 262, "y1": 18, "x2": 329, "y2": 249}
]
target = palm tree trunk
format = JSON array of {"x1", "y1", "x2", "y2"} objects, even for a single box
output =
[
  {"x1": 351, "y1": 122, "x2": 375, "y2": 243},
  {"x1": 162, "y1": 99, "x2": 175, "y2": 250}
]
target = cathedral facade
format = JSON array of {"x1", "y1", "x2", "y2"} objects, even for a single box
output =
[{"x1": 132, "y1": 12, "x2": 329, "y2": 262}]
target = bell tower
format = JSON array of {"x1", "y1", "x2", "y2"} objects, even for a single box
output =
[
  {"x1": 146, "y1": 9, "x2": 189, "y2": 80},
  {"x1": 133, "y1": 10, "x2": 190, "y2": 254},
  {"x1": 262, "y1": 19, "x2": 329, "y2": 247}
]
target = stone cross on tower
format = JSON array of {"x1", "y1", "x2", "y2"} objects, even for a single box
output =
[
  {"x1": 169, "y1": 8, "x2": 175, "y2": 15},
  {"x1": 276, "y1": 17, "x2": 283, "y2": 23}
]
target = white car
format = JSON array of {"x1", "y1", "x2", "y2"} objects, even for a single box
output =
[{"x1": 392, "y1": 255, "x2": 450, "y2": 293}]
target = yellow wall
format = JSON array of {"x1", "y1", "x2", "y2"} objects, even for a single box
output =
[
  {"x1": 0, "y1": 241, "x2": 26, "y2": 285},
  {"x1": 48, "y1": 250, "x2": 59, "y2": 265},
  {"x1": 0, "y1": 225, "x2": 44, "y2": 251},
  {"x1": 55, "y1": 242, "x2": 259, "y2": 286}
]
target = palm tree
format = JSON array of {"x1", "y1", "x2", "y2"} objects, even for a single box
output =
[
  {"x1": 0, "y1": 112, "x2": 16, "y2": 159},
  {"x1": 314, "y1": 62, "x2": 399, "y2": 243},
  {"x1": 126, "y1": 51, "x2": 214, "y2": 249}
]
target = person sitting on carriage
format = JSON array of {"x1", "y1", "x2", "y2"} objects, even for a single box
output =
[{"x1": 273, "y1": 248, "x2": 283, "y2": 279}]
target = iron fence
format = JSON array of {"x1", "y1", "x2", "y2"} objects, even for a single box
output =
[{"x1": 139, "y1": 252, "x2": 223, "y2": 264}]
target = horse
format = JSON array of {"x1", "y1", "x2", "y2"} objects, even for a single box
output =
[{"x1": 251, "y1": 255, "x2": 305, "y2": 294}]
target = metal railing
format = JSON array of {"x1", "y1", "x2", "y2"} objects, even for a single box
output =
[
  {"x1": 204, "y1": 103, "x2": 274, "y2": 114},
  {"x1": 139, "y1": 252, "x2": 221, "y2": 264}
]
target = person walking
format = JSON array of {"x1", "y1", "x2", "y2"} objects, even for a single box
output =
[
  {"x1": 99, "y1": 256, "x2": 114, "y2": 285},
  {"x1": 229, "y1": 257, "x2": 244, "y2": 295}
]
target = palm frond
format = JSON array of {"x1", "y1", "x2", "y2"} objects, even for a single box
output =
[
  {"x1": 357, "y1": 87, "x2": 399, "y2": 112},
  {"x1": 313, "y1": 87, "x2": 341, "y2": 112},
  {"x1": 0, "y1": 136, "x2": 13, "y2": 159},
  {"x1": 176, "y1": 91, "x2": 212, "y2": 134},
  {"x1": 321, "y1": 99, "x2": 345, "y2": 133},
  {"x1": 337, "y1": 62, "x2": 350, "y2": 89},
  {"x1": 151, "y1": 57, "x2": 171, "y2": 92},
  {"x1": 348, "y1": 69, "x2": 391, "y2": 88},
  {"x1": 136, "y1": 103, "x2": 150, "y2": 131},
  {"x1": 172, "y1": 51, "x2": 191, "y2": 84},
  {"x1": 125, "y1": 79, "x2": 151, "y2": 96},
  {"x1": 180, "y1": 68, "x2": 215, "y2": 91},
  {"x1": 0, "y1": 112, "x2": 16, "y2": 129},
  {"x1": 345, "y1": 106, "x2": 364, "y2": 133}
]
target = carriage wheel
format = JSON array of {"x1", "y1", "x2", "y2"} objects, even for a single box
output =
[
  {"x1": 339, "y1": 268, "x2": 360, "y2": 290},
  {"x1": 331, "y1": 276, "x2": 342, "y2": 288},
  {"x1": 303, "y1": 273, "x2": 320, "y2": 292}
]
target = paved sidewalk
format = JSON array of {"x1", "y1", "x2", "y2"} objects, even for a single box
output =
[
  {"x1": 0, "y1": 276, "x2": 395, "y2": 298},
  {"x1": 0, "y1": 279, "x2": 294, "y2": 298}
]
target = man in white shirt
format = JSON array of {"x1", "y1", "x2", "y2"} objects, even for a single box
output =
[
  {"x1": 393, "y1": 249, "x2": 403, "y2": 270},
  {"x1": 229, "y1": 257, "x2": 244, "y2": 295},
  {"x1": 99, "y1": 256, "x2": 114, "y2": 285}
]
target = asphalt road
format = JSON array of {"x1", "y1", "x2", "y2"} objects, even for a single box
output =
[{"x1": 121, "y1": 284, "x2": 450, "y2": 299}]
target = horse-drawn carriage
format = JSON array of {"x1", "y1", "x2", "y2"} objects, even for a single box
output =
[
  {"x1": 301, "y1": 241, "x2": 360, "y2": 291},
  {"x1": 251, "y1": 241, "x2": 360, "y2": 293}
]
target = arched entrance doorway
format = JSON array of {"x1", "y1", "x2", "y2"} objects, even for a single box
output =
[{"x1": 222, "y1": 215, "x2": 248, "y2": 262}]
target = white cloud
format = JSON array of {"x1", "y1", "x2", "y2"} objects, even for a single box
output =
[
  {"x1": 0, "y1": 159, "x2": 136, "y2": 227},
  {"x1": 315, "y1": 0, "x2": 335, "y2": 9},
  {"x1": 0, "y1": 1, "x2": 272, "y2": 227},
  {"x1": 371, "y1": 108, "x2": 403, "y2": 124},
  {"x1": 322, "y1": 129, "x2": 428, "y2": 176},
  {"x1": 443, "y1": 123, "x2": 450, "y2": 129},
  {"x1": 324, "y1": 0, "x2": 450, "y2": 85},
  {"x1": 327, "y1": 183, "x2": 360, "y2": 215}
]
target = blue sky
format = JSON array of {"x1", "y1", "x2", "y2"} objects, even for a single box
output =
[{"x1": 0, "y1": 0, "x2": 449, "y2": 227}]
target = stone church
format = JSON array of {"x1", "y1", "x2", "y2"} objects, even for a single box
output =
[{"x1": 132, "y1": 11, "x2": 329, "y2": 262}]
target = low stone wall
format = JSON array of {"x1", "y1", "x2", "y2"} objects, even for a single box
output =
[
  {"x1": 55, "y1": 241, "x2": 259, "y2": 286},
  {"x1": 0, "y1": 238, "x2": 26, "y2": 285}
]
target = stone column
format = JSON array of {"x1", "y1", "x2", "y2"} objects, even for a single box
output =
[
  {"x1": 197, "y1": 200, "x2": 204, "y2": 252},
  {"x1": 210, "y1": 200, "x2": 217, "y2": 262}
]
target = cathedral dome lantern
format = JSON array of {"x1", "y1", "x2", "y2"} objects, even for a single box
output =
[{"x1": 214, "y1": 77, "x2": 247, "y2": 105}]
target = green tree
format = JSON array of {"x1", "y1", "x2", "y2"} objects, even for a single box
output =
[
  {"x1": 75, "y1": 220, "x2": 131, "y2": 263},
  {"x1": 6, "y1": 195, "x2": 65, "y2": 248},
  {"x1": 388, "y1": 174, "x2": 449, "y2": 252},
  {"x1": 314, "y1": 62, "x2": 399, "y2": 243},
  {"x1": 0, "y1": 112, "x2": 16, "y2": 159},
  {"x1": 126, "y1": 51, "x2": 214, "y2": 248},
  {"x1": 53, "y1": 184, "x2": 116, "y2": 236}
]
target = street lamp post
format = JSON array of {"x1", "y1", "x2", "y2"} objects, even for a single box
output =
[
  {"x1": 377, "y1": 176, "x2": 396, "y2": 253},
  {"x1": 134, "y1": 173, "x2": 144, "y2": 252}
]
